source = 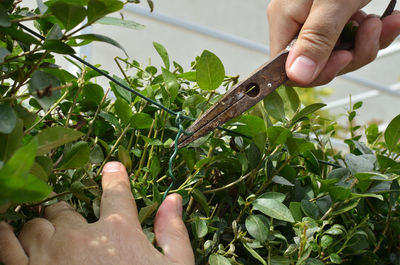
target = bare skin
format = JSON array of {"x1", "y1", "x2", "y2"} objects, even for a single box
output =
[
  {"x1": 0, "y1": 162, "x2": 195, "y2": 265},
  {"x1": 267, "y1": 0, "x2": 400, "y2": 86}
]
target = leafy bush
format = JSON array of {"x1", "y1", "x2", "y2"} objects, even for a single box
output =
[{"x1": 1, "y1": 1, "x2": 400, "y2": 264}]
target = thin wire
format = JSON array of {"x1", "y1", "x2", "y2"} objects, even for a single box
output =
[{"x1": 163, "y1": 112, "x2": 193, "y2": 201}]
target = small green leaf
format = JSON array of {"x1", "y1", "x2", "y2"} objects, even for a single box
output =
[
  {"x1": 43, "y1": 40, "x2": 76, "y2": 54},
  {"x1": 305, "y1": 258, "x2": 325, "y2": 265},
  {"x1": 209, "y1": 254, "x2": 231, "y2": 265},
  {"x1": 191, "y1": 189, "x2": 210, "y2": 216},
  {"x1": 71, "y1": 33, "x2": 128, "y2": 56},
  {"x1": 291, "y1": 103, "x2": 326, "y2": 124},
  {"x1": 242, "y1": 241, "x2": 267, "y2": 265},
  {"x1": 83, "y1": 83, "x2": 104, "y2": 104},
  {"x1": 196, "y1": 50, "x2": 225, "y2": 91},
  {"x1": 328, "y1": 186, "x2": 351, "y2": 202},
  {"x1": 289, "y1": 201, "x2": 303, "y2": 222},
  {"x1": 267, "y1": 126, "x2": 292, "y2": 147},
  {"x1": 0, "y1": 26, "x2": 41, "y2": 45},
  {"x1": 59, "y1": 141, "x2": 90, "y2": 169},
  {"x1": 344, "y1": 154, "x2": 374, "y2": 174},
  {"x1": 36, "y1": 127, "x2": 84, "y2": 155},
  {"x1": 47, "y1": 1, "x2": 86, "y2": 31},
  {"x1": 114, "y1": 98, "x2": 132, "y2": 125},
  {"x1": 97, "y1": 16, "x2": 144, "y2": 30},
  {"x1": 264, "y1": 90, "x2": 285, "y2": 122},
  {"x1": 90, "y1": 144, "x2": 104, "y2": 164},
  {"x1": 301, "y1": 199, "x2": 321, "y2": 219},
  {"x1": 384, "y1": 114, "x2": 400, "y2": 152},
  {"x1": 0, "y1": 104, "x2": 16, "y2": 134},
  {"x1": 0, "y1": 139, "x2": 52, "y2": 203},
  {"x1": 193, "y1": 216, "x2": 208, "y2": 238},
  {"x1": 329, "y1": 253, "x2": 342, "y2": 264},
  {"x1": 109, "y1": 75, "x2": 132, "y2": 103},
  {"x1": 138, "y1": 201, "x2": 158, "y2": 224},
  {"x1": 353, "y1": 101, "x2": 363, "y2": 110},
  {"x1": 258, "y1": 192, "x2": 285, "y2": 202},
  {"x1": 0, "y1": 119, "x2": 23, "y2": 161},
  {"x1": 272, "y1": 176, "x2": 294, "y2": 186},
  {"x1": 87, "y1": 0, "x2": 124, "y2": 24},
  {"x1": 118, "y1": 145, "x2": 132, "y2": 172},
  {"x1": 131, "y1": 113, "x2": 153, "y2": 129},
  {"x1": 321, "y1": 235, "x2": 333, "y2": 249},
  {"x1": 149, "y1": 155, "x2": 160, "y2": 178},
  {"x1": 245, "y1": 214, "x2": 269, "y2": 242},
  {"x1": 252, "y1": 198, "x2": 294, "y2": 223},
  {"x1": 153, "y1": 42, "x2": 170, "y2": 69},
  {"x1": 281, "y1": 86, "x2": 300, "y2": 115},
  {"x1": 286, "y1": 137, "x2": 314, "y2": 158},
  {"x1": 162, "y1": 67, "x2": 179, "y2": 102}
]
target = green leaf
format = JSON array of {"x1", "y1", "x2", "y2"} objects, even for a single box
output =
[
  {"x1": 59, "y1": 141, "x2": 90, "y2": 169},
  {"x1": 329, "y1": 253, "x2": 342, "y2": 264},
  {"x1": 366, "y1": 124, "x2": 379, "y2": 144},
  {"x1": 252, "y1": 198, "x2": 294, "y2": 223},
  {"x1": 232, "y1": 115, "x2": 266, "y2": 138},
  {"x1": 131, "y1": 113, "x2": 153, "y2": 129},
  {"x1": 280, "y1": 86, "x2": 300, "y2": 115},
  {"x1": 0, "y1": 5, "x2": 11, "y2": 27},
  {"x1": 0, "y1": 119, "x2": 23, "y2": 161},
  {"x1": 36, "y1": 127, "x2": 84, "y2": 155},
  {"x1": 286, "y1": 137, "x2": 314, "y2": 158},
  {"x1": 90, "y1": 144, "x2": 104, "y2": 164},
  {"x1": 138, "y1": 201, "x2": 158, "y2": 224},
  {"x1": 305, "y1": 258, "x2": 324, "y2": 265},
  {"x1": 209, "y1": 254, "x2": 231, "y2": 265},
  {"x1": 245, "y1": 214, "x2": 269, "y2": 242},
  {"x1": 0, "y1": 139, "x2": 52, "y2": 203},
  {"x1": 289, "y1": 202, "x2": 303, "y2": 222},
  {"x1": 43, "y1": 40, "x2": 75, "y2": 54},
  {"x1": 118, "y1": 145, "x2": 132, "y2": 172},
  {"x1": 384, "y1": 114, "x2": 400, "y2": 152},
  {"x1": 71, "y1": 33, "x2": 128, "y2": 57},
  {"x1": 196, "y1": 50, "x2": 225, "y2": 91},
  {"x1": 153, "y1": 42, "x2": 170, "y2": 69},
  {"x1": 114, "y1": 97, "x2": 132, "y2": 125},
  {"x1": 193, "y1": 216, "x2": 208, "y2": 238},
  {"x1": 272, "y1": 176, "x2": 294, "y2": 186},
  {"x1": 0, "y1": 26, "x2": 41, "y2": 45},
  {"x1": 87, "y1": 0, "x2": 124, "y2": 24},
  {"x1": 350, "y1": 193, "x2": 383, "y2": 201},
  {"x1": 328, "y1": 186, "x2": 351, "y2": 202},
  {"x1": 291, "y1": 103, "x2": 326, "y2": 124},
  {"x1": 267, "y1": 126, "x2": 292, "y2": 147},
  {"x1": 264, "y1": 91, "x2": 285, "y2": 122},
  {"x1": 325, "y1": 224, "x2": 345, "y2": 235},
  {"x1": 28, "y1": 70, "x2": 61, "y2": 111},
  {"x1": 83, "y1": 83, "x2": 104, "y2": 104},
  {"x1": 301, "y1": 199, "x2": 321, "y2": 219},
  {"x1": 258, "y1": 192, "x2": 285, "y2": 202},
  {"x1": 162, "y1": 67, "x2": 179, "y2": 102},
  {"x1": 47, "y1": 1, "x2": 86, "y2": 31},
  {"x1": 344, "y1": 154, "x2": 374, "y2": 174},
  {"x1": 242, "y1": 241, "x2": 267, "y2": 265},
  {"x1": 0, "y1": 104, "x2": 16, "y2": 134},
  {"x1": 109, "y1": 75, "x2": 132, "y2": 103},
  {"x1": 191, "y1": 189, "x2": 210, "y2": 216},
  {"x1": 149, "y1": 155, "x2": 160, "y2": 178},
  {"x1": 97, "y1": 16, "x2": 144, "y2": 30},
  {"x1": 321, "y1": 235, "x2": 333, "y2": 249}
]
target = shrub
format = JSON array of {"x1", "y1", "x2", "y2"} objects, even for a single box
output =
[{"x1": 1, "y1": 1, "x2": 400, "y2": 264}]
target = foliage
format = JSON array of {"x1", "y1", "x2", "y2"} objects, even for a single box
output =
[{"x1": 1, "y1": 1, "x2": 400, "y2": 264}]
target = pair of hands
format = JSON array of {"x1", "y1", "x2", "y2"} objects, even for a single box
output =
[
  {"x1": 0, "y1": 162, "x2": 194, "y2": 265},
  {"x1": 268, "y1": 0, "x2": 400, "y2": 87}
]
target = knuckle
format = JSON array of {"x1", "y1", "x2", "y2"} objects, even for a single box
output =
[
  {"x1": 300, "y1": 28, "x2": 336, "y2": 52},
  {"x1": 104, "y1": 213, "x2": 129, "y2": 228}
]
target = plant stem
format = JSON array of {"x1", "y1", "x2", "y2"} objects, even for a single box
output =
[
  {"x1": 65, "y1": 68, "x2": 86, "y2": 126},
  {"x1": 84, "y1": 87, "x2": 111, "y2": 140},
  {"x1": 24, "y1": 91, "x2": 69, "y2": 134}
]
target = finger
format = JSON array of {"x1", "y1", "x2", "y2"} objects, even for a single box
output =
[
  {"x1": 286, "y1": 0, "x2": 368, "y2": 85},
  {"x1": 154, "y1": 194, "x2": 194, "y2": 265},
  {"x1": 380, "y1": 11, "x2": 400, "y2": 48},
  {"x1": 267, "y1": 0, "x2": 311, "y2": 56},
  {"x1": 340, "y1": 16, "x2": 382, "y2": 74},
  {"x1": 0, "y1": 222, "x2": 29, "y2": 265},
  {"x1": 18, "y1": 218, "x2": 55, "y2": 256},
  {"x1": 100, "y1": 162, "x2": 140, "y2": 227},
  {"x1": 44, "y1": 201, "x2": 87, "y2": 228}
]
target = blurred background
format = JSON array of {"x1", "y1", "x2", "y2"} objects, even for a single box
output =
[{"x1": 27, "y1": 1, "x2": 400, "y2": 132}]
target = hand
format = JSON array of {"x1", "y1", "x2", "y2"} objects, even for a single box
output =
[
  {"x1": 0, "y1": 162, "x2": 194, "y2": 265},
  {"x1": 267, "y1": 0, "x2": 400, "y2": 86}
]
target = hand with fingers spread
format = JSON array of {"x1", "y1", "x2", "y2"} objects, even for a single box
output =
[
  {"x1": 0, "y1": 162, "x2": 194, "y2": 265},
  {"x1": 267, "y1": 0, "x2": 400, "y2": 86}
]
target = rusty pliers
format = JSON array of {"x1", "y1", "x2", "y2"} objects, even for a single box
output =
[{"x1": 177, "y1": 0, "x2": 397, "y2": 148}]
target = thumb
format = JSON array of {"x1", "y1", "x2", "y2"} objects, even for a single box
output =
[
  {"x1": 286, "y1": 1, "x2": 362, "y2": 85},
  {"x1": 0, "y1": 222, "x2": 29, "y2": 265},
  {"x1": 154, "y1": 194, "x2": 194, "y2": 265}
]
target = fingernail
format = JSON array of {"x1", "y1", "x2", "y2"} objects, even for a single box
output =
[
  {"x1": 103, "y1": 162, "x2": 123, "y2": 173},
  {"x1": 289, "y1": 56, "x2": 317, "y2": 84}
]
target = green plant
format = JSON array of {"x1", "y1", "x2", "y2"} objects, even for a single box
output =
[{"x1": 1, "y1": 1, "x2": 400, "y2": 264}]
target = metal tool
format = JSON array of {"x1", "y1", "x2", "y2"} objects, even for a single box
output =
[{"x1": 177, "y1": 0, "x2": 397, "y2": 149}]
